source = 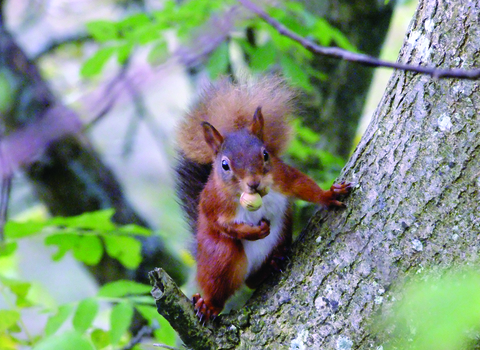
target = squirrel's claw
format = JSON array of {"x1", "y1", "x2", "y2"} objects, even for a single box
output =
[
  {"x1": 331, "y1": 182, "x2": 352, "y2": 195},
  {"x1": 192, "y1": 294, "x2": 218, "y2": 325},
  {"x1": 325, "y1": 181, "x2": 352, "y2": 208}
]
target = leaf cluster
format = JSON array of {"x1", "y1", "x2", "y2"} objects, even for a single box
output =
[
  {"x1": 379, "y1": 270, "x2": 480, "y2": 350},
  {"x1": 0, "y1": 210, "x2": 177, "y2": 349},
  {"x1": 81, "y1": 0, "x2": 234, "y2": 77},
  {"x1": 79, "y1": 0, "x2": 353, "y2": 183},
  {"x1": 3, "y1": 209, "x2": 149, "y2": 269},
  {"x1": 287, "y1": 119, "x2": 345, "y2": 188},
  {"x1": 81, "y1": 0, "x2": 356, "y2": 94}
]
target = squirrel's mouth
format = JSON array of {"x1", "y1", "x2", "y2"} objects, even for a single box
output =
[
  {"x1": 257, "y1": 186, "x2": 270, "y2": 197},
  {"x1": 241, "y1": 186, "x2": 270, "y2": 197}
]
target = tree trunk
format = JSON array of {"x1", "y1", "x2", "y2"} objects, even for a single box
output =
[
  {"x1": 227, "y1": 0, "x2": 479, "y2": 348},
  {"x1": 0, "y1": 27, "x2": 187, "y2": 285}
]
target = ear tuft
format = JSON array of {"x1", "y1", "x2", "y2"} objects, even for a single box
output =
[
  {"x1": 250, "y1": 106, "x2": 264, "y2": 141},
  {"x1": 201, "y1": 121, "x2": 224, "y2": 155}
]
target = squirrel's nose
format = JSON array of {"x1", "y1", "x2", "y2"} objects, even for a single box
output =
[{"x1": 247, "y1": 181, "x2": 260, "y2": 192}]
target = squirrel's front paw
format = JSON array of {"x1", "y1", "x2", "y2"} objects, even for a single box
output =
[
  {"x1": 327, "y1": 181, "x2": 352, "y2": 207},
  {"x1": 257, "y1": 219, "x2": 270, "y2": 239}
]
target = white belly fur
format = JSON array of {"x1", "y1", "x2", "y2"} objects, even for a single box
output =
[{"x1": 234, "y1": 190, "x2": 289, "y2": 277}]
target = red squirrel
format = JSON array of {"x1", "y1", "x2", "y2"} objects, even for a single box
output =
[{"x1": 175, "y1": 76, "x2": 351, "y2": 322}]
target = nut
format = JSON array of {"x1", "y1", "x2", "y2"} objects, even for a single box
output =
[{"x1": 240, "y1": 192, "x2": 263, "y2": 211}]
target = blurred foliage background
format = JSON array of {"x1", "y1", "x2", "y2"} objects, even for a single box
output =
[{"x1": 7, "y1": 1, "x2": 477, "y2": 350}]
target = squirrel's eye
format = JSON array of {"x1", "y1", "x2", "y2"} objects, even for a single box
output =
[
  {"x1": 221, "y1": 159, "x2": 230, "y2": 171},
  {"x1": 263, "y1": 150, "x2": 269, "y2": 162}
]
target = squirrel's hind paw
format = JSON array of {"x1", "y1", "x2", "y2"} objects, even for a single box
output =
[{"x1": 192, "y1": 293, "x2": 219, "y2": 324}]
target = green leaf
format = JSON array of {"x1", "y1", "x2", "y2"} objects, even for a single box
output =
[
  {"x1": 47, "y1": 209, "x2": 116, "y2": 231},
  {"x1": 250, "y1": 41, "x2": 277, "y2": 71},
  {"x1": 0, "y1": 71, "x2": 14, "y2": 113},
  {"x1": 97, "y1": 280, "x2": 151, "y2": 298},
  {"x1": 136, "y1": 305, "x2": 176, "y2": 346},
  {"x1": 45, "y1": 233, "x2": 78, "y2": 261},
  {"x1": 45, "y1": 233, "x2": 103, "y2": 265},
  {"x1": 147, "y1": 41, "x2": 168, "y2": 65},
  {"x1": 73, "y1": 298, "x2": 99, "y2": 334},
  {"x1": 0, "y1": 310, "x2": 20, "y2": 332},
  {"x1": 116, "y1": 224, "x2": 152, "y2": 236},
  {"x1": 0, "y1": 333, "x2": 19, "y2": 349},
  {"x1": 206, "y1": 42, "x2": 229, "y2": 79},
  {"x1": 118, "y1": 13, "x2": 150, "y2": 32},
  {"x1": 125, "y1": 296, "x2": 154, "y2": 305},
  {"x1": 90, "y1": 328, "x2": 109, "y2": 350},
  {"x1": 288, "y1": 138, "x2": 309, "y2": 161},
  {"x1": 45, "y1": 304, "x2": 75, "y2": 336},
  {"x1": 382, "y1": 271, "x2": 480, "y2": 350},
  {"x1": 133, "y1": 25, "x2": 160, "y2": 45},
  {"x1": 86, "y1": 20, "x2": 118, "y2": 42},
  {"x1": 72, "y1": 235, "x2": 103, "y2": 266},
  {"x1": 134, "y1": 305, "x2": 157, "y2": 324},
  {"x1": 266, "y1": 23, "x2": 295, "y2": 51},
  {"x1": 33, "y1": 330, "x2": 95, "y2": 350},
  {"x1": 311, "y1": 18, "x2": 356, "y2": 52},
  {"x1": 103, "y1": 235, "x2": 141, "y2": 269},
  {"x1": 116, "y1": 43, "x2": 134, "y2": 64},
  {"x1": 81, "y1": 47, "x2": 116, "y2": 78},
  {"x1": 0, "y1": 277, "x2": 32, "y2": 307},
  {"x1": 293, "y1": 119, "x2": 321, "y2": 144},
  {"x1": 4, "y1": 221, "x2": 45, "y2": 239},
  {"x1": 330, "y1": 27, "x2": 357, "y2": 52},
  {"x1": 110, "y1": 301, "x2": 134, "y2": 345},
  {"x1": 280, "y1": 55, "x2": 313, "y2": 92},
  {"x1": 0, "y1": 242, "x2": 17, "y2": 257}
]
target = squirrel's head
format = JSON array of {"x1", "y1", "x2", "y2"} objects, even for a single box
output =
[{"x1": 201, "y1": 107, "x2": 273, "y2": 196}]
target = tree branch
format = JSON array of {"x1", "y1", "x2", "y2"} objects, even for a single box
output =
[
  {"x1": 0, "y1": 0, "x2": 4, "y2": 28},
  {"x1": 238, "y1": 0, "x2": 480, "y2": 80},
  {"x1": 0, "y1": 144, "x2": 11, "y2": 242},
  {"x1": 122, "y1": 325, "x2": 153, "y2": 350},
  {"x1": 32, "y1": 33, "x2": 92, "y2": 61},
  {"x1": 149, "y1": 268, "x2": 252, "y2": 350},
  {"x1": 149, "y1": 268, "x2": 216, "y2": 350}
]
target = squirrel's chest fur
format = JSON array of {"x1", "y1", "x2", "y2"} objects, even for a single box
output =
[{"x1": 233, "y1": 191, "x2": 289, "y2": 276}]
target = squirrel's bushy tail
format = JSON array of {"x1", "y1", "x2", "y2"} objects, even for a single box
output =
[
  {"x1": 177, "y1": 75, "x2": 296, "y2": 164},
  {"x1": 175, "y1": 75, "x2": 296, "y2": 234},
  {"x1": 175, "y1": 154, "x2": 211, "y2": 234}
]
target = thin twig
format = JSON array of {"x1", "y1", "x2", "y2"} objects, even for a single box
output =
[
  {"x1": 83, "y1": 60, "x2": 131, "y2": 131},
  {"x1": 153, "y1": 344, "x2": 181, "y2": 350},
  {"x1": 32, "y1": 33, "x2": 92, "y2": 61},
  {"x1": 0, "y1": 134, "x2": 11, "y2": 242},
  {"x1": 238, "y1": 0, "x2": 480, "y2": 80},
  {"x1": 0, "y1": 174, "x2": 11, "y2": 241},
  {"x1": 121, "y1": 76, "x2": 167, "y2": 158},
  {"x1": 122, "y1": 325, "x2": 153, "y2": 350}
]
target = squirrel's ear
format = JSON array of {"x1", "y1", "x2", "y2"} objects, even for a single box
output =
[
  {"x1": 250, "y1": 106, "x2": 264, "y2": 141},
  {"x1": 202, "y1": 122, "x2": 224, "y2": 155}
]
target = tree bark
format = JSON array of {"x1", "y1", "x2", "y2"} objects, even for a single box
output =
[
  {"x1": 236, "y1": 0, "x2": 480, "y2": 348},
  {"x1": 153, "y1": 0, "x2": 479, "y2": 348}
]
